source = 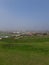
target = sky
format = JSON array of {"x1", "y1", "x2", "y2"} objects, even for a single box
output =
[{"x1": 0, "y1": 0, "x2": 49, "y2": 32}]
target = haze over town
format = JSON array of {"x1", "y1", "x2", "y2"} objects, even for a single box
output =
[{"x1": 0, "y1": 0, "x2": 49, "y2": 32}]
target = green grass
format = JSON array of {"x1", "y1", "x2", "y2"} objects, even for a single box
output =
[{"x1": 0, "y1": 36, "x2": 49, "y2": 65}]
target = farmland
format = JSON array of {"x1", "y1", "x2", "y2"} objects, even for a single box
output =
[{"x1": 0, "y1": 35, "x2": 49, "y2": 65}]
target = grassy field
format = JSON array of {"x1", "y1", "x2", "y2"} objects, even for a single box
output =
[{"x1": 0, "y1": 36, "x2": 49, "y2": 65}]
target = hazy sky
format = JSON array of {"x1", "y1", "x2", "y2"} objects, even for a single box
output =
[{"x1": 0, "y1": 0, "x2": 49, "y2": 31}]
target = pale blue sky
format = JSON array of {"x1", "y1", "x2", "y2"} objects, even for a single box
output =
[{"x1": 0, "y1": 0, "x2": 49, "y2": 31}]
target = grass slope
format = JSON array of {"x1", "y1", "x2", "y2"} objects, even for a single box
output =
[{"x1": 0, "y1": 36, "x2": 49, "y2": 65}]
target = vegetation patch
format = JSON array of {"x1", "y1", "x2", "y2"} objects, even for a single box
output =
[{"x1": 2, "y1": 44, "x2": 49, "y2": 53}]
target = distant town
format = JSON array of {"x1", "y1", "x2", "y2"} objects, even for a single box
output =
[{"x1": 0, "y1": 31, "x2": 49, "y2": 40}]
